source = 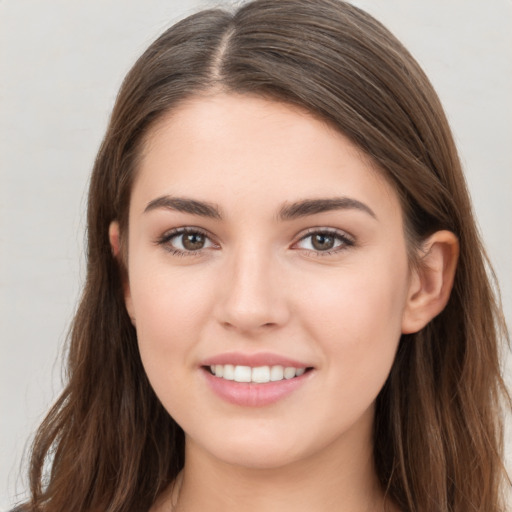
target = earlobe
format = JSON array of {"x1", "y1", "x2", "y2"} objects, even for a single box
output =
[
  {"x1": 108, "y1": 221, "x2": 136, "y2": 326},
  {"x1": 401, "y1": 230, "x2": 459, "y2": 334},
  {"x1": 109, "y1": 221, "x2": 122, "y2": 258}
]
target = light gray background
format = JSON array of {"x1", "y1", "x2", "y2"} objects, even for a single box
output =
[{"x1": 1, "y1": 1, "x2": 511, "y2": 509}]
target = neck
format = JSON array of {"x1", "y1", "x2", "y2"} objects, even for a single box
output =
[
  {"x1": 179, "y1": 451, "x2": 383, "y2": 512},
  {"x1": 156, "y1": 415, "x2": 395, "y2": 512}
]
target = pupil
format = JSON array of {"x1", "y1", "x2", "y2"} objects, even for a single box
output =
[
  {"x1": 312, "y1": 234, "x2": 334, "y2": 251},
  {"x1": 183, "y1": 233, "x2": 205, "y2": 250}
]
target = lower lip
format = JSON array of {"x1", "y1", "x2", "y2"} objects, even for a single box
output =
[{"x1": 202, "y1": 368, "x2": 312, "y2": 407}]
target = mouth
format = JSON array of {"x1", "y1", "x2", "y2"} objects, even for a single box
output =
[
  {"x1": 201, "y1": 357, "x2": 315, "y2": 406},
  {"x1": 204, "y1": 364, "x2": 314, "y2": 384}
]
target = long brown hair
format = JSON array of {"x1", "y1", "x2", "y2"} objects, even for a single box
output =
[{"x1": 19, "y1": 1, "x2": 510, "y2": 511}]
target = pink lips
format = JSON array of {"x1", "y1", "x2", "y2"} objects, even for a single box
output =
[
  {"x1": 202, "y1": 352, "x2": 308, "y2": 368},
  {"x1": 200, "y1": 352, "x2": 313, "y2": 407}
]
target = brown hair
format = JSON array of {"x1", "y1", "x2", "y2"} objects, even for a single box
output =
[{"x1": 19, "y1": 1, "x2": 510, "y2": 511}]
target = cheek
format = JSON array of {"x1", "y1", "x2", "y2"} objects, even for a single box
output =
[
  {"x1": 128, "y1": 266, "x2": 218, "y2": 420},
  {"x1": 299, "y1": 252, "x2": 409, "y2": 388},
  {"x1": 128, "y1": 262, "x2": 216, "y2": 370}
]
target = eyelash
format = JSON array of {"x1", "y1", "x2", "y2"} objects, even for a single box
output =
[
  {"x1": 155, "y1": 227, "x2": 216, "y2": 257},
  {"x1": 155, "y1": 227, "x2": 355, "y2": 257},
  {"x1": 294, "y1": 228, "x2": 355, "y2": 256}
]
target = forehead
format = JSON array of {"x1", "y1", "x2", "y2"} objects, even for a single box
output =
[{"x1": 132, "y1": 93, "x2": 400, "y2": 220}]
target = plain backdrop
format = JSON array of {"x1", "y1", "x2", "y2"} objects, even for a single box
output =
[{"x1": 1, "y1": 0, "x2": 511, "y2": 509}]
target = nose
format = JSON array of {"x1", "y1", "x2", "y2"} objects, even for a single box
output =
[{"x1": 215, "y1": 244, "x2": 290, "y2": 334}]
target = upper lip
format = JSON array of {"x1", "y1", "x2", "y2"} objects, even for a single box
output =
[{"x1": 201, "y1": 352, "x2": 311, "y2": 368}]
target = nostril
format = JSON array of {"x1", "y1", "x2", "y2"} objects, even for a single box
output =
[{"x1": 220, "y1": 320, "x2": 279, "y2": 332}]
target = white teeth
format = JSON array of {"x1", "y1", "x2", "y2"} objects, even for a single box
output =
[
  {"x1": 209, "y1": 364, "x2": 307, "y2": 383},
  {"x1": 234, "y1": 365, "x2": 252, "y2": 382},
  {"x1": 223, "y1": 364, "x2": 235, "y2": 380},
  {"x1": 252, "y1": 366, "x2": 270, "y2": 383},
  {"x1": 270, "y1": 365, "x2": 284, "y2": 381},
  {"x1": 284, "y1": 367, "x2": 296, "y2": 379}
]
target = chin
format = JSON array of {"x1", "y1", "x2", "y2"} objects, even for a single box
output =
[
  {"x1": 187, "y1": 430, "x2": 311, "y2": 471},
  {"x1": 212, "y1": 445, "x2": 304, "y2": 471}
]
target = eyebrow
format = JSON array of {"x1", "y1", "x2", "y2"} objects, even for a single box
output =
[
  {"x1": 278, "y1": 197, "x2": 377, "y2": 220},
  {"x1": 143, "y1": 195, "x2": 376, "y2": 221},
  {"x1": 144, "y1": 196, "x2": 222, "y2": 219}
]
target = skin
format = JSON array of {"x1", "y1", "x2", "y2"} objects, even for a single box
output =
[{"x1": 110, "y1": 93, "x2": 458, "y2": 512}]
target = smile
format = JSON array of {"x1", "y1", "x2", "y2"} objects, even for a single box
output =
[
  {"x1": 202, "y1": 356, "x2": 314, "y2": 406},
  {"x1": 208, "y1": 364, "x2": 307, "y2": 383}
]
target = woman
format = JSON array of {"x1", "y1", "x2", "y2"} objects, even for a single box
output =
[{"x1": 15, "y1": 0, "x2": 510, "y2": 511}]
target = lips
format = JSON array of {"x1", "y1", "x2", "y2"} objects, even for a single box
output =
[
  {"x1": 201, "y1": 351, "x2": 310, "y2": 369},
  {"x1": 200, "y1": 352, "x2": 314, "y2": 406}
]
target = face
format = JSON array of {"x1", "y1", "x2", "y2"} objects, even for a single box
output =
[{"x1": 121, "y1": 93, "x2": 415, "y2": 470}]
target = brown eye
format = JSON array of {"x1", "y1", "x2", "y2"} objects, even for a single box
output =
[
  {"x1": 311, "y1": 233, "x2": 335, "y2": 251},
  {"x1": 182, "y1": 232, "x2": 206, "y2": 250},
  {"x1": 157, "y1": 228, "x2": 216, "y2": 255},
  {"x1": 295, "y1": 229, "x2": 354, "y2": 255}
]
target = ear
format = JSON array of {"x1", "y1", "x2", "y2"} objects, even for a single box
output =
[
  {"x1": 108, "y1": 221, "x2": 136, "y2": 325},
  {"x1": 401, "y1": 230, "x2": 459, "y2": 334}
]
